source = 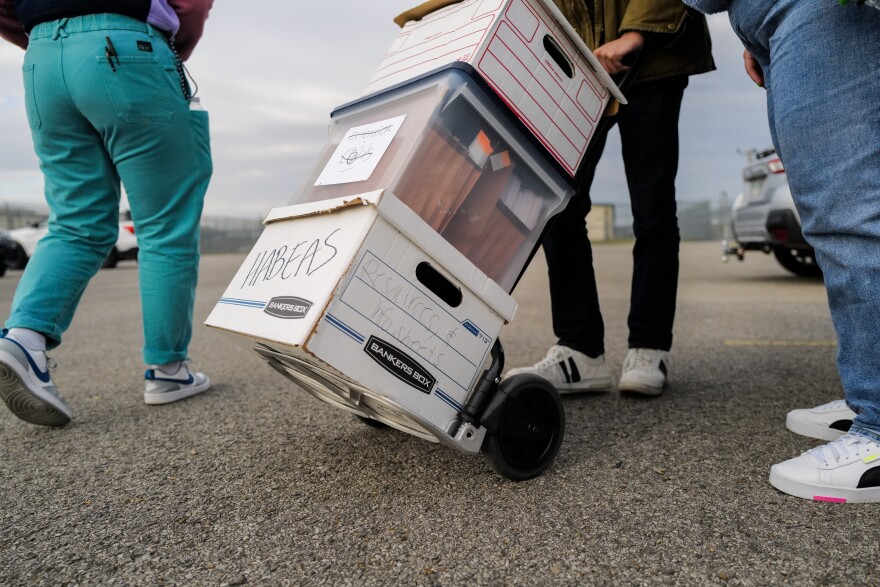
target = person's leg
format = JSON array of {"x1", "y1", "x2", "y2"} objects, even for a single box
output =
[
  {"x1": 762, "y1": 3, "x2": 880, "y2": 444},
  {"x1": 119, "y1": 90, "x2": 211, "y2": 367},
  {"x1": 543, "y1": 125, "x2": 611, "y2": 358},
  {"x1": 730, "y1": 0, "x2": 880, "y2": 501},
  {"x1": 6, "y1": 23, "x2": 123, "y2": 347},
  {"x1": 61, "y1": 15, "x2": 212, "y2": 367},
  {"x1": 617, "y1": 77, "x2": 687, "y2": 353},
  {"x1": 612, "y1": 77, "x2": 686, "y2": 396},
  {"x1": 1, "y1": 19, "x2": 123, "y2": 427},
  {"x1": 504, "y1": 122, "x2": 614, "y2": 391}
]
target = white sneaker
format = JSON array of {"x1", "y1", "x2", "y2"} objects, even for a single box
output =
[
  {"x1": 786, "y1": 399, "x2": 854, "y2": 441},
  {"x1": 144, "y1": 361, "x2": 211, "y2": 405},
  {"x1": 769, "y1": 433, "x2": 880, "y2": 503},
  {"x1": 618, "y1": 348, "x2": 668, "y2": 396},
  {"x1": 505, "y1": 345, "x2": 613, "y2": 393},
  {"x1": 0, "y1": 332, "x2": 71, "y2": 427}
]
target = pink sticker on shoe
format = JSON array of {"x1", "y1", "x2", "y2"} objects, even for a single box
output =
[{"x1": 814, "y1": 496, "x2": 846, "y2": 503}]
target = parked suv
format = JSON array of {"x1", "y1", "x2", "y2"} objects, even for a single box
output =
[
  {"x1": 722, "y1": 148, "x2": 821, "y2": 277},
  {"x1": 5, "y1": 211, "x2": 138, "y2": 270}
]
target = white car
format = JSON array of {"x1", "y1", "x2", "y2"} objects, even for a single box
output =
[
  {"x1": 722, "y1": 148, "x2": 821, "y2": 277},
  {"x1": 6, "y1": 212, "x2": 139, "y2": 270}
]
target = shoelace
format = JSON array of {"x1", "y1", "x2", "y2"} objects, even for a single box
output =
[
  {"x1": 625, "y1": 349, "x2": 657, "y2": 371},
  {"x1": 533, "y1": 346, "x2": 570, "y2": 369},
  {"x1": 814, "y1": 399, "x2": 849, "y2": 412},
  {"x1": 28, "y1": 348, "x2": 56, "y2": 375},
  {"x1": 43, "y1": 357, "x2": 66, "y2": 401},
  {"x1": 807, "y1": 433, "x2": 880, "y2": 466}
]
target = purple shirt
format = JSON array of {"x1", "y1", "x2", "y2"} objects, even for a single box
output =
[
  {"x1": 682, "y1": 0, "x2": 729, "y2": 14},
  {"x1": 148, "y1": 0, "x2": 180, "y2": 37}
]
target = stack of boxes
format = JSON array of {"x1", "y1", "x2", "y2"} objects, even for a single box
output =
[{"x1": 206, "y1": 0, "x2": 623, "y2": 443}]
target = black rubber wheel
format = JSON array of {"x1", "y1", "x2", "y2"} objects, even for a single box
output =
[
  {"x1": 101, "y1": 247, "x2": 119, "y2": 269},
  {"x1": 481, "y1": 374, "x2": 565, "y2": 481},
  {"x1": 357, "y1": 415, "x2": 389, "y2": 429},
  {"x1": 773, "y1": 247, "x2": 822, "y2": 277},
  {"x1": 0, "y1": 257, "x2": 6, "y2": 277}
]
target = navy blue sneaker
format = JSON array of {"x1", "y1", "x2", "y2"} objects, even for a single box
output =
[
  {"x1": 0, "y1": 331, "x2": 71, "y2": 427},
  {"x1": 144, "y1": 361, "x2": 210, "y2": 405}
]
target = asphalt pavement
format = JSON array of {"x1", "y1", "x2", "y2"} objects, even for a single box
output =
[{"x1": 1, "y1": 242, "x2": 876, "y2": 586}]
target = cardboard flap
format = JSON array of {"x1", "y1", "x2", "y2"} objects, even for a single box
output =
[
  {"x1": 394, "y1": 0, "x2": 464, "y2": 27},
  {"x1": 263, "y1": 191, "x2": 385, "y2": 225}
]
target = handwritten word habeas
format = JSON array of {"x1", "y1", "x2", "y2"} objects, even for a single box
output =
[{"x1": 241, "y1": 229, "x2": 340, "y2": 288}]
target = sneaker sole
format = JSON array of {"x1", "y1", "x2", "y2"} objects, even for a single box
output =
[
  {"x1": 785, "y1": 414, "x2": 848, "y2": 442},
  {"x1": 504, "y1": 370, "x2": 613, "y2": 393},
  {"x1": 556, "y1": 376, "x2": 614, "y2": 394},
  {"x1": 0, "y1": 355, "x2": 71, "y2": 427},
  {"x1": 618, "y1": 379, "x2": 666, "y2": 397},
  {"x1": 769, "y1": 465, "x2": 880, "y2": 503},
  {"x1": 144, "y1": 380, "x2": 211, "y2": 405}
]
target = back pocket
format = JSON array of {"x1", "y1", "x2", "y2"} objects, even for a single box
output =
[
  {"x1": 97, "y1": 55, "x2": 179, "y2": 123},
  {"x1": 21, "y1": 63, "x2": 41, "y2": 130}
]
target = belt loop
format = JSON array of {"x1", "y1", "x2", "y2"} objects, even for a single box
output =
[
  {"x1": 146, "y1": 23, "x2": 155, "y2": 39},
  {"x1": 52, "y1": 18, "x2": 70, "y2": 40}
]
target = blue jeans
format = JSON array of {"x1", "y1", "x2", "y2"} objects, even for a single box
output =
[
  {"x1": 6, "y1": 14, "x2": 212, "y2": 365},
  {"x1": 727, "y1": 0, "x2": 880, "y2": 442}
]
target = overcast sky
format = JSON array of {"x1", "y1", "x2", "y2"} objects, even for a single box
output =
[{"x1": 0, "y1": 2, "x2": 772, "y2": 219}]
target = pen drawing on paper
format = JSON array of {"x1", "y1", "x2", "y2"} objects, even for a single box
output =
[{"x1": 314, "y1": 115, "x2": 406, "y2": 186}]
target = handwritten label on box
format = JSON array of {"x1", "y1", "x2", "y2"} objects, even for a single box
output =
[
  {"x1": 340, "y1": 252, "x2": 491, "y2": 394},
  {"x1": 314, "y1": 115, "x2": 406, "y2": 186}
]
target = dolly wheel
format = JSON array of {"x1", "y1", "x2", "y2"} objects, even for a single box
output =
[{"x1": 481, "y1": 374, "x2": 565, "y2": 481}]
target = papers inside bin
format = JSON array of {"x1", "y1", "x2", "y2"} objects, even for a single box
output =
[{"x1": 292, "y1": 66, "x2": 575, "y2": 292}]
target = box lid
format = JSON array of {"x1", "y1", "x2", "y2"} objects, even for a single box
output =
[
  {"x1": 264, "y1": 190, "x2": 518, "y2": 322},
  {"x1": 391, "y1": 0, "x2": 626, "y2": 105},
  {"x1": 263, "y1": 191, "x2": 385, "y2": 224}
]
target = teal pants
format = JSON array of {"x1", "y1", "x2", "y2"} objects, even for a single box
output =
[{"x1": 6, "y1": 14, "x2": 212, "y2": 365}]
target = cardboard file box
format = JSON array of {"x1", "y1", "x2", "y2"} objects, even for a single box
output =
[
  {"x1": 205, "y1": 191, "x2": 517, "y2": 442},
  {"x1": 366, "y1": 0, "x2": 626, "y2": 176},
  {"x1": 294, "y1": 66, "x2": 575, "y2": 292}
]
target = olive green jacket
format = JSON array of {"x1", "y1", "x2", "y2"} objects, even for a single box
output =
[{"x1": 554, "y1": 0, "x2": 715, "y2": 84}]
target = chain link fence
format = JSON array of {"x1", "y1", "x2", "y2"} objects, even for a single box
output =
[
  {"x1": 1, "y1": 203, "x2": 264, "y2": 255},
  {"x1": 0, "y1": 202, "x2": 47, "y2": 230},
  {"x1": 600, "y1": 199, "x2": 727, "y2": 242},
  {"x1": 4, "y1": 199, "x2": 730, "y2": 255}
]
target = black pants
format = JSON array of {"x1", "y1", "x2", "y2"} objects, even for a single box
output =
[{"x1": 543, "y1": 75, "x2": 688, "y2": 357}]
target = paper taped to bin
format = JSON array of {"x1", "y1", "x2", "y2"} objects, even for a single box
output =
[
  {"x1": 314, "y1": 115, "x2": 406, "y2": 186},
  {"x1": 294, "y1": 67, "x2": 577, "y2": 291}
]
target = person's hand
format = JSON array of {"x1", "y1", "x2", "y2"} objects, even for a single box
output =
[
  {"x1": 593, "y1": 32, "x2": 645, "y2": 75},
  {"x1": 743, "y1": 50, "x2": 764, "y2": 88}
]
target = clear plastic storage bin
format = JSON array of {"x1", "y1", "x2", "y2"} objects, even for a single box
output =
[{"x1": 291, "y1": 66, "x2": 575, "y2": 292}]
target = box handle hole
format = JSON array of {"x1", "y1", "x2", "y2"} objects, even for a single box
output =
[
  {"x1": 543, "y1": 35, "x2": 573, "y2": 79},
  {"x1": 416, "y1": 262, "x2": 462, "y2": 308}
]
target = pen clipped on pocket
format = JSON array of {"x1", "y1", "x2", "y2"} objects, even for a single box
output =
[{"x1": 105, "y1": 36, "x2": 119, "y2": 72}]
